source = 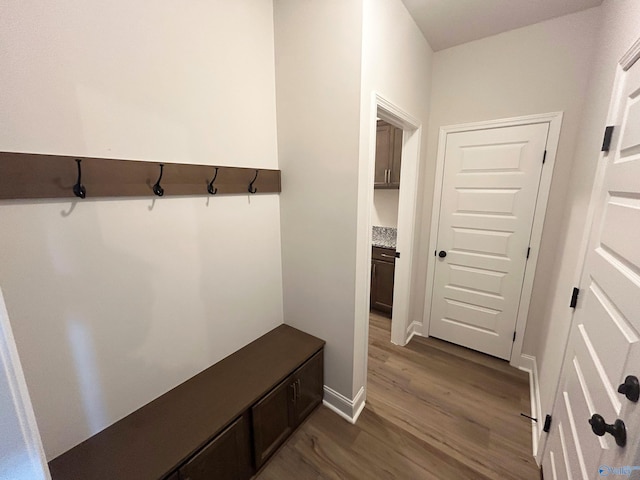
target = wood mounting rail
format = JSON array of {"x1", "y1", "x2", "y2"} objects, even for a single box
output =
[{"x1": 0, "y1": 151, "x2": 281, "y2": 200}]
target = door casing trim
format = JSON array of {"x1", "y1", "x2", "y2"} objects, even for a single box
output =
[{"x1": 422, "y1": 112, "x2": 563, "y2": 366}]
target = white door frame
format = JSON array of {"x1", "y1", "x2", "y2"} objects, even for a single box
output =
[
  {"x1": 369, "y1": 94, "x2": 422, "y2": 346},
  {"x1": 0, "y1": 287, "x2": 51, "y2": 480},
  {"x1": 422, "y1": 112, "x2": 563, "y2": 367},
  {"x1": 349, "y1": 92, "x2": 422, "y2": 424}
]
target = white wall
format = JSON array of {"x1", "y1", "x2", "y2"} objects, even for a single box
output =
[
  {"x1": 274, "y1": 0, "x2": 364, "y2": 403},
  {"x1": 355, "y1": 0, "x2": 432, "y2": 398},
  {"x1": 275, "y1": 0, "x2": 432, "y2": 413},
  {"x1": 536, "y1": 0, "x2": 640, "y2": 454},
  {"x1": 419, "y1": 9, "x2": 600, "y2": 352},
  {"x1": 0, "y1": 0, "x2": 283, "y2": 460},
  {"x1": 371, "y1": 190, "x2": 399, "y2": 227}
]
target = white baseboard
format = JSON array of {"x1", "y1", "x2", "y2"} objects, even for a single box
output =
[
  {"x1": 405, "y1": 321, "x2": 422, "y2": 344},
  {"x1": 322, "y1": 385, "x2": 365, "y2": 424},
  {"x1": 519, "y1": 354, "x2": 542, "y2": 464}
]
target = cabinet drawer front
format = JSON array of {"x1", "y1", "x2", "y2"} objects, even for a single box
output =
[
  {"x1": 372, "y1": 247, "x2": 396, "y2": 262},
  {"x1": 178, "y1": 413, "x2": 252, "y2": 480}
]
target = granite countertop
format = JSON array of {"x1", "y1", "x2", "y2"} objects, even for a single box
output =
[{"x1": 372, "y1": 226, "x2": 397, "y2": 249}]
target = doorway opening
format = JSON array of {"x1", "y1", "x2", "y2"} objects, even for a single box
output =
[
  {"x1": 367, "y1": 97, "x2": 421, "y2": 348},
  {"x1": 369, "y1": 118, "x2": 401, "y2": 323},
  {"x1": 354, "y1": 94, "x2": 422, "y2": 423}
]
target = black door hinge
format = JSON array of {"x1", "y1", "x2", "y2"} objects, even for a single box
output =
[
  {"x1": 542, "y1": 150, "x2": 547, "y2": 164},
  {"x1": 602, "y1": 126, "x2": 614, "y2": 152},
  {"x1": 395, "y1": 251, "x2": 400, "y2": 259},
  {"x1": 543, "y1": 414, "x2": 552, "y2": 433},
  {"x1": 526, "y1": 247, "x2": 531, "y2": 259},
  {"x1": 570, "y1": 287, "x2": 580, "y2": 308},
  {"x1": 513, "y1": 331, "x2": 516, "y2": 342}
]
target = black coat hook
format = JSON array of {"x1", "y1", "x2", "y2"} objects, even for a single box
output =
[
  {"x1": 207, "y1": 167, "x2": 219, "y2": 195},
  {"x1": 248, "y1": 169, "x2": 259, "y2": 194},
  {"x1": 153, "y1": 164, "x2": 164, "y2": 197},
  {"x1": 73, "y1": 159, "x2": 86, "y2": 199}
]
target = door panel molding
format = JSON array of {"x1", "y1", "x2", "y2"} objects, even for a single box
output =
[{"x1": 422, "y1": 112, "x2": 563, "y2": 366}]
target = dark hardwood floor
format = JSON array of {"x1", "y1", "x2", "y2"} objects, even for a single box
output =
[{"x1": 256, "y1": 312, "x2": 539, "y2": 479}]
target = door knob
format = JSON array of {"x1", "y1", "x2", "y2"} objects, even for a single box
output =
[
  {"x1": 618, "y1": 375, "x2": 639, "y2": 402},
  {"x1": 589, "y1": 414, "x2": 626, "y2": 447},
  {"x1": 438, "y1": 250, "x2": 447, "y2": 258}
]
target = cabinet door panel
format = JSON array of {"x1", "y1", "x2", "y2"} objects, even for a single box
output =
[
  {"x1": 375, "y1": 122, "x2": 392, "y2": 186},
  {"x1": 389, "y1": 126, "x2": 402, "y2": 187},
  {"x1": 292, "y1": 350, "x2": 324, "y2": 426},
  {"x1": 371, "y1": 259, "x2": 394, "y2": 314},
  {"x1": 179, "y1": 414, "x2": 252, "y2": 480},
  {"x1": 251, "y1": 378, "x2": 294, "y2": 468}
]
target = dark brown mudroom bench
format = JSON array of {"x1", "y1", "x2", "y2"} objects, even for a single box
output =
[{"x1": 48, "y1": 325, "x2": 325, "y2": 480}]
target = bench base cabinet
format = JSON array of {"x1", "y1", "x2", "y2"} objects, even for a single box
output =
[
  {"x1": 252, "y1": 350, "x2": 323, "y2": 469},
  {"x1": 48, "y1": 325, "x2": 324, "y2": 480}
]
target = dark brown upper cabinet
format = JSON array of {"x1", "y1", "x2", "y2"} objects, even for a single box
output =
[{"x1": 374, "y1": 120, "x2": 402, "y2": 189}]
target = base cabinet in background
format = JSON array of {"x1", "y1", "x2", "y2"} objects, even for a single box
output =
[{"x1": 370, "y1": 246, "x2": 396, "y2": 315}]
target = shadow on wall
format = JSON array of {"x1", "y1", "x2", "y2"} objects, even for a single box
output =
[
  {"x1": 0, "y1": 197, "x2": 201, "y2": 459},
  {"x1": 0, "y1": 193, "x2": 284, "y2": 460}
]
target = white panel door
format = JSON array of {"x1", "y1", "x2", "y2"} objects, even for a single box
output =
[
  {"x1": 429, "y1": 123, "x2": 549, "y2": 359},
  {"x1": 543, "y1": 54, "x2": 640, "y2": 479}
]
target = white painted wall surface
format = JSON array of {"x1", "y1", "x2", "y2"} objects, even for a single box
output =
[
  {"x1": 356, "y1": 0, "x2": 432, "y2": 396},
  {"x1": 0, "y1": 0, "x2": 283, "y2": 460},
  {"x1": 535, "y1": 0, "x2": 640, "y2": 454},
  {"x1": 0, "y1": 289, "x2": 50, "y2": 480},
  {"x1": 420, "y1": 9, "x2": 600, "y2": 354},
  {"x1": 371, "y1": 190, "x2": 399, "y2": 228},
  {"x1": 275, "y1": 0, "x2": 432, "y2": 409},
  {"x1": 274, "y1": 0, "x2": 363, "y2": 401}
]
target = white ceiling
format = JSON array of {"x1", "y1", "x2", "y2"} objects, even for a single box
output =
[{"x1": 400, "y1": 0, "x2": 603, "y2": 51}]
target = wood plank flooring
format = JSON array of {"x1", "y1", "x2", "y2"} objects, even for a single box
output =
[{"x1": 256, "y1": 312, "x2": 539, "y2": 479}]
